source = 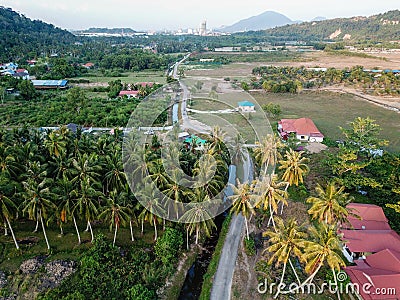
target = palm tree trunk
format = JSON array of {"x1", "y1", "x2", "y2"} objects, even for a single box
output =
[
  {"x1": 113, "y1": 224, "x2": 118, "y2": 246},
  {"x1": 34, "y1": 211, "x2": 40, "y2": 232},
  {"x1": 85, "y1": 221, "x2": 89, "y2": 232},
  {"x1": 274, "y1": 261, "x2": 287, "y2": 298},
  {"x1": 153, "y1": 217, "x2": 157, "y2": 241},
  {"x1": 60, "y1": 223, "x2": 63, "y2": 235},
  {"x1": 73, "y1": 215, "x2": 81, "y2": 244},
  {"x1": 141, "y1": 219, "x2": 144, "y2": 235},
  {"x1": 332, "y1": 268, "x2": 341, "y2": 300},
  {"x1": 40, "y1": 212, "x2": 50, "y2": 250},
  {"x1": 129, "y1": 219, "x2": 134, "y2": 242},
  {"x1": 4, "y1": 221, "x2": 7, "y2": 236},
  {"x1": 289, "y1": 258, "x2": 301, "y2": 284},
  {"x1": 163, "y1": 218, "x2": 165, "y2": 231},
  {"x1": 282, "y1": 264, "x2": 322, "y2": 295},
  {"x1": 195, "y1": 224, "x2": 199, "y2": 244},
  {"x1": 244, "y1": 216, "x2": 249, "y2": 240},
  {"x1": 6, "y1": 217, "x2": 19, "y2": 250},
  {"x1": 88, "y1": 220, "x2": 94, "y2": 242},
  {"x1": 186, "y1": 227, "x2": 189, "y2": 250}
]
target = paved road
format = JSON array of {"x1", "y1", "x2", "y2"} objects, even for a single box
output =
[{"x1": 210, "y1": 153, "x2": 253, "y2": 300}]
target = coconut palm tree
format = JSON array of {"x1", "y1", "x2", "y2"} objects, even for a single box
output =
[
  {"x1": 193, "y1": 154, "x2": 225, "y2": 198},
  {"x1": 104, "y1": 150, "x2": 127, "y2": 193},
  {"x1": 209, "y1": 125, "x2": 226, "y2": 154},
  {"x1": 283, "y1": 223, "x2": 346, "y2": 295},
  {"x1": 56, "y1": 178, "x2": 81, "y2": 244},
  {"x1": 72, "y1": 181, "x2": 101, "y2": 242},
  {"x1": 21, "y1": 178, "x2": 56, "y2": 250},
  {"x1": 162, "y1": 169, "x2": 190, "y2": 219},
  {"x1": 228, "y1": 179, "x2": 256, "y2": 239},
  {"x1": 44, "y1": 131, "x2": 67, "y2": 158},
  {"x1": 0, "y1": 191, "x2": 19, "y2": 249},
  {"x1": 0, "y1": 146, "x2": 20, "y2": 179},
  {"x1": 136, "y1": 183, "x2": 166, "y2": 241},
  {"x1": 263, "y1": 217, "x2": 307, "y2": 297},
  {"x1": 71, "y1": 153, "x2": 101, "y2": 186},
  {"x1": 279, "y1": 149, "x2": 310, "y2": 188},
  {"x1": 254, "y1": 134, "x2": 282, "y2": 174},
  {"x1": 180, "y1": 190, "x2": 217, "y2": 244},
  {"x1": 254, "y1": 174, "x2": 288, "y2": 229},
  {"x1": 98, "y1": 190, "x2": 131, "y2": 246},
  {"x1": 307, "y1": 182, "x2": 354, "y2": 225},
  {"x1": 229, "y1": 134, "x2": 247, "y2": 166}
]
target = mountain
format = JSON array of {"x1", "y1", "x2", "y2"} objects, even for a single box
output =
[
  {"x1": 311, "y1": 16, "x2": 327, "y2": 22},
  {"x1": 218, "y1": 11, "x2": 294, "y2": 33},
  {"x1": 0, "y1": 6, "x2": 76, "y2": 61},
  {"x1": 262, "y1": 10, "x2": 400, "y2": 42}
]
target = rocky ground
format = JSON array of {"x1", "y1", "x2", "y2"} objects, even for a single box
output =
[{"x1": 0, "y1": 257, "x2": 77, "y2": 300}]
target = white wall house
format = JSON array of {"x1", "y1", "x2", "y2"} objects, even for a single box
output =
[
  {"x1": 278, "y1": 118, "x2": 324, "y2": 142},
  {"x1": 238, "y1": 101, "x2": 255, "y2": 113}
]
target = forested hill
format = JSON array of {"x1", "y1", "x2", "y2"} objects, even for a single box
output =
[
  {"x1": 0, "y1": 7, "x2": 77, "y2": 61},
  {"x1": 261, "y1": 10, "x2": 400, "y2": 42}
]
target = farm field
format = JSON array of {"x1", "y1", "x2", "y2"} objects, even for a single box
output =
[{"x1": 252, "y1": 90, "x2": 400, "y2": 152}]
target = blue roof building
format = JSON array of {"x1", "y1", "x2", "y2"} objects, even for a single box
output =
[
  {"x1": 238, "y1": 101, "x2": 255, "y2": 112},
  {"x1": 31, "y1": 80, "x2": 68, "y2": 89}
]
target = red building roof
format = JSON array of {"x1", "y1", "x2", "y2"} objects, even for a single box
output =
[
  {"x1": 341, "y1": 229, "x2": 400, "y2": 253},
  {"x1": 119, "y1": 90, "x2": 139, "y2": 97},
  {"x1": 344, "y1": 203, "x2": 391, "y2": 230},
  {"x1": 279, "y1": 118, "x2": 324, "y2": 137},
  {"x1": 345, "y1": 249, "x2": 400, "y2": 299},
  {"x1": 136, "y1": 82, "x2": 154, "y2": 88}
]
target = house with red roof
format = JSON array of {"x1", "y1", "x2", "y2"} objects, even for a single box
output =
[
  {"x1": 83, "y1": 62, "x2": 94, "y2": 69},
  {"x1": 342, "y1": 203, "x2": 391, "y2": 231},
  {"x1": 278, "y1": 118, "x2": 324, "y2": 142},
  {"x1": 136, "y1": 82, "x2": 154, "y2": 88},
  {"x1": 118, "y1": 90, "x2": 139, "y2": 99},
  {"x1": 344, "y1": 249, "x2": 400, "y2": 300}
]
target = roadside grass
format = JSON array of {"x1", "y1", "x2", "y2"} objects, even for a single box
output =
[
  {"x1": 0, "y1": 219, "x2": 157, "y2": 273},
  {"x1": 71, "y1": 70, "x2": 167, "y2": 84},
  {"x1": 252, "y1": 91, "x2": 400, "y2": 153},
  {"x1": 199, "y1": 213, "x2": 232, "y2": 300}
]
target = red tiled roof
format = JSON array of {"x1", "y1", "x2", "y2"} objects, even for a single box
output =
[
  {"x1": 279, "y1": 118, "x2": 324, "y2": 137},
  {"x1": 344, "y1": 203, "x2": 391, "y2": 230},
  {"x1": 83, "y1": 62, "x2": 94, "y2": 67},
  {"x1": 119, "y1": 90, "x2": 139, "y2": 96},
  {"x1": 137, "y1": 82, "x2": 154, "y2": 87},
  {"x1": 344, "y1": 249, "x2": 400, "y2": 300},
  {"x1": 341, "y1": 230, "x2": 400, "y2": 253}
]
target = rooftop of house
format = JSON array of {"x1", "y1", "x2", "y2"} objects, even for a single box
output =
[
  {"x1": 341, "y1": 229, "x2": 400, "y2": 253},
  {"x1": 345, "y1": 249, "x2": 400, "y2": 299},
  {"x1": 238, "y1": 101, "x2": 255, "y2": 107},
  {"x1": 279, "y1": 118, "x2": 324, "y2": 137},
  {"x1": 343, "y1": 203, "x2": 391, "y2": 230}
]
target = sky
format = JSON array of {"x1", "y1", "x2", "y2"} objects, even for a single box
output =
[{"x1": 0, "y1": 0, "x2": 399, "y2": 31}]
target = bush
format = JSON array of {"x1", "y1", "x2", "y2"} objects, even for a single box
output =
[
  {"x1": 154, "y1": 227, "x2": 183, "y2": 265},
  {"x1": 244, "y1": 236, "x2": 256, "y2": 256}
]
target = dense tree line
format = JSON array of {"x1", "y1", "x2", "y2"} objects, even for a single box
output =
[{"x1": 251, "y1": 65, "x2": 400, "y2": 95}]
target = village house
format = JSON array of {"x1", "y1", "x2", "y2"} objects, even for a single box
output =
[
  {"x1": 118, "y1": 90, "x2": 139, "y2": 99},
  {"x1": 238, "y1": 101, "x2": 256, "y2": 112},
  {"x1": 278, "y1": 118, "x2": 324, "y2": 142}
]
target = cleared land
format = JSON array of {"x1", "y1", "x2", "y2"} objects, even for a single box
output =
[{"x1": 253, "y1": 91, "x2": 400, "y2": 152}]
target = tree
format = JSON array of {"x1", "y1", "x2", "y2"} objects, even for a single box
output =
[
  {"x1": 279, "y1": 149, "x2": 310, "y2": 188},
  {"x1": 307, "y1": 182, "x2": 354, "y2": 225},
  {"x1": 340, "y1": 117, "x2": 388, "y2": 155},
  {"x1": 72, "y1": 182, "x2": 100, "y2": 242},
  {"x1": 98, "y1": 190, "x2": 131, "y2": 246},
  {"x1": 283, "y1": 223, "x2": 346, "y2": 295},
  {"x1": 254, "y1": 134, "x2": 282, "y2": 174},
  {"x1": 154, "y1": 227, "x2": 183, "y2": 264},
  {"x1": 21, "y1": 178, "x2": 56, "y2": 250},
  {"x1": 0, "y1": 191, "x2": 19, "y2": 249},
  {"x1": 228, "y1": 179, "x2": 256, "y2": 239},
  {"x1": 44, "y1": 131, "x2": 67, "y2": 158},
  {"x1": 108, "y1": 79, "x2": 123, "y2": 98},
  {"x1": 263, "y1": 217, "x2": 306, "y2": 297},
  {"x1": 18, "y1": 79, "x2": 36, "y2": 100},
  {"x1": 254, "y1": 174, "x2": 288, "y2": 228}
]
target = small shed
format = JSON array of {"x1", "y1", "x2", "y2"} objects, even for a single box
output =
[{"x1": 238, "y1": 101, "x2": 255, "y2": 112}]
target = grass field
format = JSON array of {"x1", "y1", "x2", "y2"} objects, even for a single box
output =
[
  {"x1": 252, "y1": 91, "x2": 400, "y2": 152},
  {"x1": 71, "y1": 70, "x2": 167, "y2": 85}
]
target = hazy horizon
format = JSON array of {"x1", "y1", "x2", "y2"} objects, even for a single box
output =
[{"x1": 0, "y1": 0, "x2": 399, "y2": 31}]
